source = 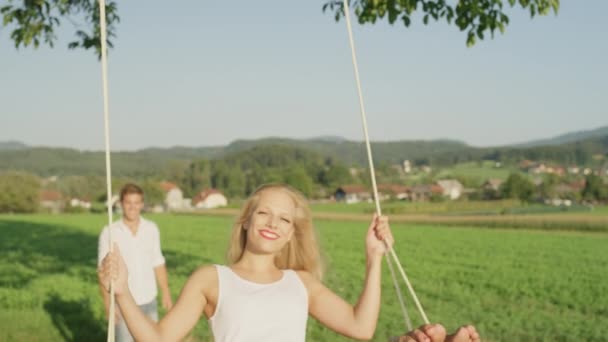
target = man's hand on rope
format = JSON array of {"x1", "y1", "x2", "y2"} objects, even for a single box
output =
[
  {"x1": 98, "y1": 243, "x2": 129, "y2": 296},
  {"x1": 366, "y1": 214, "x2": 393, "y2": 260},
  {"x1": 398, "y1": 323, "x2": 480, "y2": 342}
]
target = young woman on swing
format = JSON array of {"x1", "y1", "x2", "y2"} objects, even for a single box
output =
[{"x1": 100, "y1": 183, "x2": 480, "y2": 341}]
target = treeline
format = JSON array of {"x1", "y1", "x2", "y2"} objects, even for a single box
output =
[
  {"x1": 0, "y1": 145, "x2": 358, "y2": 212},
  {"x1": 485, "y1": 173, "x2": 608, "y2": 203},
  {"x1": 169, "y1": 144, "x2": 357, "y2": 198},
  {"x1": 425, "y1": 136, "x2": 608, "y2": 167},
  {"x1": 0, "y1": 144, "x2": 370, "y2": 212},
  {"x1": 2, "y1": 142, "x2": 608, "y2": 213},
  {"x1": 0, "y1": 146, "x2": 221, "y2": 177},
  {"x1": 0, "y1": 138, "x2": 467, "y2": 176},
  {"x1": 2, "y1": 135, "x2": 606, "y2": 177}
]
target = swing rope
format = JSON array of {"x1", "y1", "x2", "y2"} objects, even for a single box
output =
[
  {"x1": 340, "y1": 0, "x2": 430, "y2": 326},
  {"x1": 385, "y1": 248, "x2": 413, "y2": 330},
  {"x1": 97, "y1": 0, "x2": 116, "y2": 341},
  {"x1": 96, "y1": 1, "x2": 429, "y2": 339}
]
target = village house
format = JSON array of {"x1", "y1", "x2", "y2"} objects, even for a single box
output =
[
  {"x1": 482, "y1": 179, "x2": 504, "y2": 192},
  {"x1": 554, "y1": 181, "x2": 585, "y2": 198},
  {"x1": 436, "y1": 179, "x2": 464, "y2": 200},
  {"x1": 334, "y1": 185, "x2": 372, "y2": 204},
  {"x1": 69, "y1": 197, "x2": 92, "y2": 210},
  {"x1": 377, "y1": 184, "x2": 410, "y2": 201},
  {"x1": 481, "y1": 179, "x2": 504, "y2": 200},
  {"x1": 160, "y1": 181, "x2": 184, "y2": 211},
  {"x1": 567, "y1": 165, "x2": 580, "y2": 175},
  {"x1": 408, "y1": 184, "x2": 443, "y2": 202},
  {"x1": 403, "y1": 160, "x2": 412, "y2": 174},
  {"x1": 192, "y1": 189, "x2": 228, "y2": 209},
  {"x1": 40, "y1": 190, "x2": 63, "y2": 214}
]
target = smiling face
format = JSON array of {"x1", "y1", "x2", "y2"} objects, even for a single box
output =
[
  {"x1": 244, "y1": 188, "x2": 296, "y2": 255},
  {"x1": 227, "y1": 184, "x2": 323, "y2": 278},
  {"x1": 121, "y1": 193, "x2": 144, "y2": 222}
]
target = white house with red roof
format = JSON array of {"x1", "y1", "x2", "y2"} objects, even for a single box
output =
[
  {"x1": 192, "y1": 189, "x2": 228, "y2": 209},
  {"x1": 160, "y1": 181, "x2": 184, "y2": 211},
  {"x1": 40, "y1": 190, "x2": 64, "y2": 213}
]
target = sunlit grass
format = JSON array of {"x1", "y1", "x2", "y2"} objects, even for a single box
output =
[{"x1": 1, "y1": 214, "x2": 606, "y2": 341}]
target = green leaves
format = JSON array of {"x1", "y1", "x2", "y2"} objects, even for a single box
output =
[
  {"x1": 324, "y1": 0, "x2": 560, "y2": 47},
  {"x1": 67, "y1": 1, "x2": 120, "y2": 59},
  {"x1": 1, "y1": 0, "x2": 120, "y2": 58},
  {"x1": 0, "y1": 171, "x2": 40, "y2": 213},
  {"x1": 500, "y1": 172, "x2": 535, "y2": 203}
]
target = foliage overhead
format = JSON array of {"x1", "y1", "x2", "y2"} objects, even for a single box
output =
[
  {"x1": 2, "y1": 0, "x2": 560, "y2": 57},
  {"x1": 323, "y1": 0, "x2": 559, "y2": 46},
  {"x1": 1, "y1": 0, "x2": 119, "y2": 57}
]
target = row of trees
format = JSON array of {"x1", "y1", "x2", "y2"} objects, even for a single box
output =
[
  {"x1": 0, "y1": 172, "x2": 168, "y2": 213},
  {"x1": 0, "y1": 172, "x2": 40, "y2": 213},
  {"x1": 489, "y1": 173, "x2": 608, "y2": 203},
  {"x1": 3, "y1": 136, "x2": 607, "y2": 177},
  {"x1": 424, "y1": 138, "x2": 608, "y2": 167},
  {"x1": 168, "y1": 145, "x2": 356, "y2": 198},
  {"x1": 2, "y1": 162, "x2": 607, "y2": 214}
]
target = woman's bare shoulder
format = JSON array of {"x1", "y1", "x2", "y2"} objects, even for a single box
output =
[
  {"x1": 188, "y1": 264, "x2": 220, "y2": 289},
  {"x1": 295, "y1": 270, "x2": 323, "y2": 291}
]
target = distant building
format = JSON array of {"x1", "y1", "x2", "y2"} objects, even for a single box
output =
[
  {"x1": 409, "y1": 184, "x2": 443, "y2": 202},
  {"x1": 335, "y1": 185, "x2": 371, "y2": 204},
  {"x1": 482, "y1": 179, "x2": 504, "y2": 192},
  {"x1": 69, "y1": 198, "x2": 91, "y2": 210},
  {"x1": 481, "y1": 179, "x2": 504, "y2": 200},
  {"x1": 519, "y1": 160, "x2": 534, "y2": 170},
  {"x1": 553, "y1": 183, "x2": 581, "y2": 199},
  {"x1": 378, "y1": 184, "x2": 410, "y2": 200},
  {"x1": 192, "y1": 189, "x2": 228, "y2": 209},
  {"x1": 160, "y1": 181, "x2": 183, "y2": 211},
  {"x1": 403, "y1": 160, "x2": 412, "y2": 174},
  {"x1": 40, "y1": 190, "x2": 63, "y2": 214},
  {"x1": 567, "y1": 165, "x2": 580, "y2": 175},
  {"x1": 436, "y1": 179, "x2": 464, "y2": 200},
  {"x1": 420, "y1": 165, "x2": 432, "y2": 174},
  {"x1": 530, "y1": 163, "x2": 547, "y2": 174}
]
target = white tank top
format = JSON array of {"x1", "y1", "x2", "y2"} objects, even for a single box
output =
[{"x1": 210, "y1": 265, "x2": 309, "y2": 342}]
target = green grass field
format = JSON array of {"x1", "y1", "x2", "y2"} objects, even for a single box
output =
[
  {"x1": 1, "y1": 214, "x2": 606, "y2": 341},
  {"x1": 435, "y1": 161, "x2": 516, "y2": 184},
  {"x1": 311, "y1": 200, "x2": 524, "y2": 215}
]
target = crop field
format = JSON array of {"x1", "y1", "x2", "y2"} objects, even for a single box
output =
[{"x1": 0, "y1": 214, "x2": 606, "y2": 341}]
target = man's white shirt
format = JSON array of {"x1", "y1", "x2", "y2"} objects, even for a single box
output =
[{"x1": 98, "y1": 217, "x2": 166, "y2": 305}]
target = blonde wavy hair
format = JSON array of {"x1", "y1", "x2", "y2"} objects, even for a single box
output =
[{"x1": 226, "y1": 184, "x2": 324, "y2": 280}]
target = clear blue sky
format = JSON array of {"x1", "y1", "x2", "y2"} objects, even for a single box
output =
[{"x1": 1, "y1": 1, "x2": 606, "y2": 151}]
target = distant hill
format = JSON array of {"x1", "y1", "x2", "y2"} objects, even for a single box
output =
[
  {"x1": 516, "y1": 125, "x2": 608, "y2": 147},
  {"x1": 137, "y1": 145, "x2": 224, "y2": 160},
  {"x1": 452, "y1": 135, "x2": 608, "y2": 166},
  {"x1": 0, "y1": 137, "x2": 471, "y2": 176},
  {"x1": 0, "y1": 145, "x2": 221, "y2": 176},
  {"x1": 224, "y1": 137, "x2": 470, "y2": 165},
  {"x1": 0, "y1": 140, "x2": 28, "y2": 150},
  {"x1": 1, "y1": 128, "x2": 607, "y2": 177}
]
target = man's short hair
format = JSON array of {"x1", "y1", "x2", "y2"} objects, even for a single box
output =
[{"x1": 120, "y1": 183, "x2": 144, "y2": 202}]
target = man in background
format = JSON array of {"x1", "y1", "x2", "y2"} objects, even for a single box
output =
[{"x1": 98, "y1": 183, "x2": 172, "y2": 342}]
